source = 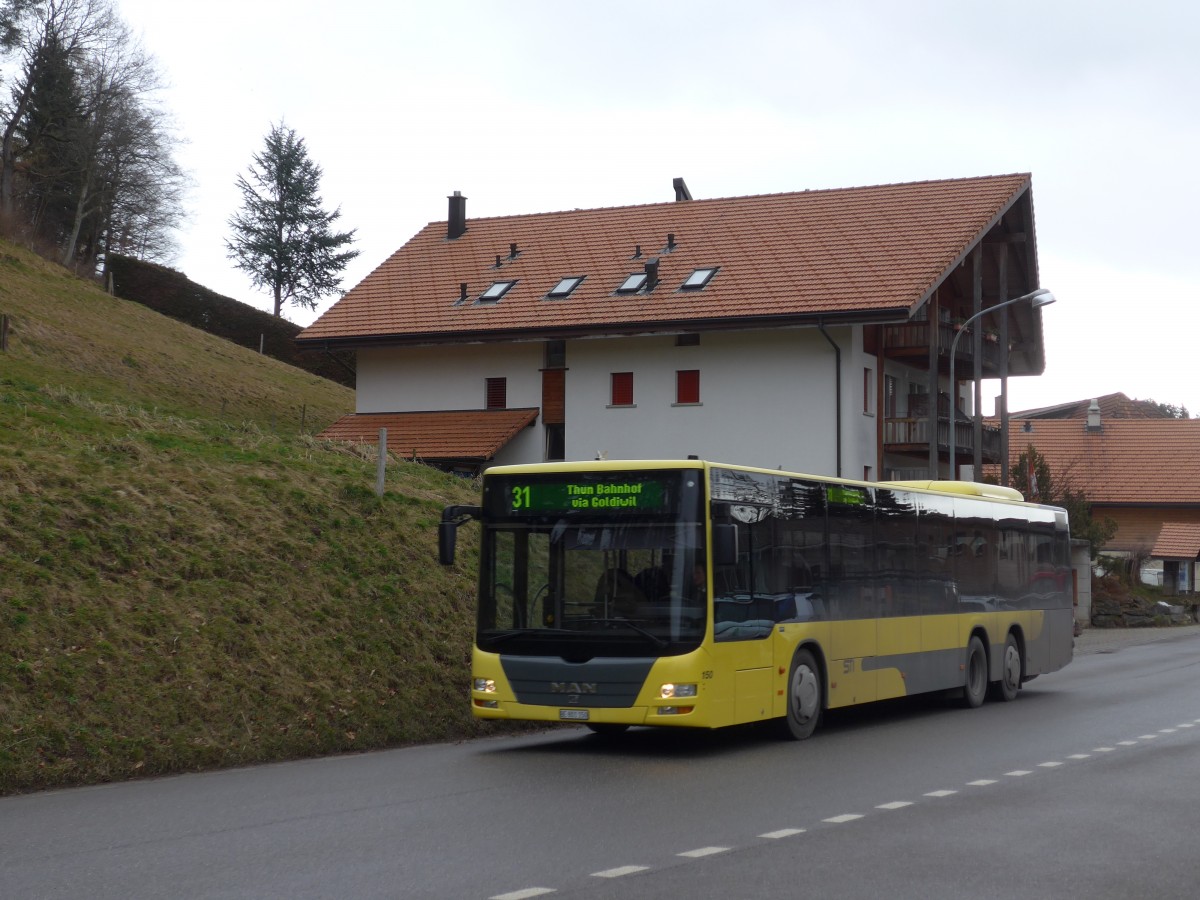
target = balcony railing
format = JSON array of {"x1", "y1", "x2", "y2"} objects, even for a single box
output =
[
  {"x1": 883, "y1": 416, "x2": 1002, "y2": 462},
  {"x1": 883, "y1": 320, "x2": 1002, "y2": 373}
]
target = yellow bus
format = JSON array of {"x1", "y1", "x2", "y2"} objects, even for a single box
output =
[{"x1": 439, "y1": 460, "x2": 1074, "y2": 739}]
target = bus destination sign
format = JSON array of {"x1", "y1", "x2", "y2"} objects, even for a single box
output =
[{"x1": 506, "y1": 478, "x2": 667, "y2": 514}]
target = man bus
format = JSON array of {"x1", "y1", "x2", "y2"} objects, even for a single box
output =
[{"x1": 439, "y1": 459, "x2": 1073, "y2": 739}]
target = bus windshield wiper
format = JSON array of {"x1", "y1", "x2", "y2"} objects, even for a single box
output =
[
  {"x1": 582, "y1": 617, "x2": 669, "y2": 649},
  {"x1": 483, "y1": 627, "x2": 575, "y2": 645}
]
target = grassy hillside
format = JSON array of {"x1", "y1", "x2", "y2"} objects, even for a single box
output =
[{"x1": 0, "y1": 242, "x2": 494, "y2": 795}]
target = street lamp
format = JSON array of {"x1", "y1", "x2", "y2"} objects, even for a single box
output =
[{"x1": 946, "y1": 287, "x2": 1056, "y2": 479}]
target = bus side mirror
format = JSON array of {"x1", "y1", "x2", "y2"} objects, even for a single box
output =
[
  {"x1": 439, "y1": 505, "x2": 481, "y2": 565},
  {"x1": 712, "y1": 523, "x2": 738, "y2": 567}
]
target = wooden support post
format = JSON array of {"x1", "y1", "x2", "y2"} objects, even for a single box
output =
[{"x1": 376, "y1": 428, "x2": 388, "y2": 497}]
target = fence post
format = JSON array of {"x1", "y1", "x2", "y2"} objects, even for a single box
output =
[
  {"x1": 375, "y1": 428, "x2": 388, "y2": 497},
  {"x1": 0, "y1": 314, "x2": 8, "y2": 352}
]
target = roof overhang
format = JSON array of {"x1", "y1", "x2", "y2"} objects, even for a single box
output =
[{"x1": 317, "y1": 408, "x2": 539, "y2": 462}]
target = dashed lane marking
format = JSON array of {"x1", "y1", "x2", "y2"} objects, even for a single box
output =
[
  {"x1": 924, "y1": 790, "x2": 957, "y2": 797},
  {"x1": 760, "y1": 828, "x2": 806, "y2": 839},
  {"x1": 1094, "y1": 747, "x2": 1115, "y2": 752},
  {"x1": 678, "y1": 847, "x2": 730, "y2": 859},
  {"x1": 1117, "y1": 741, "x2": 1138, "y2": 746},
  {"x1": 1038, "y1": 761, "x2": 1063, "y2": 768},
  {"x1": 1137, "y1": 734, "x2": 1159, "y2": 740},
  {"x1": 876, "y1": 801, "x2": 913, "y2": 810},
  {"x1": 1067, "y1": 754, "x2": 1090, "y2": 760},
  {"x1": 490, "y1": 889, "x2": 556, "y2": 900},
  {"x1": 1159, "y1": 728, "x2": 1177, "y2": 734},
  {"x1": 823, "y1": 814, "x2": 864, "y2": 824},
  {"x1": 591, "y1": 866, "x2": 649, "y2": 878},
  {"x1": 1005, "y1": 770, "x2": 1033, "y2": 777},
  {"x1": 967, "y1": 779, "x2": 997, "y2": 786}
]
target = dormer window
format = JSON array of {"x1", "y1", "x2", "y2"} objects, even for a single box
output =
[
  {"x1": 617, "y1": 273, "x2": 647, "y2": 294},
  {"x1": 681, "y1": 267, "x2": 718, "y2": 290},
  {"x1": 479, "y1": 280, "x2": 515, "y2": 302},
  {"x1": 547, "y1": 276, "x2": 584, "y2": 299}
]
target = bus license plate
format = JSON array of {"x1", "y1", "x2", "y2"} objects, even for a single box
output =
[{"x1": 559, "y1": 709, "x2": 590, "y2": 721}]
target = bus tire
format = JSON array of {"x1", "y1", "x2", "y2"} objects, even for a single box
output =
[
  {"x1": 782, "y1": 648, "x2": 822, "y2": 740},
  {"x1": 989, "y1": 633, "x2": 1022, "y2": 702},
  {"x1": 961, "y1": 636, "x2": 987, "y2": 709}
]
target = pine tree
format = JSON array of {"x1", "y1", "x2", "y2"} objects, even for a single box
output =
[{"x1": 225, "y1": 123, "x2": 358, "y2": 317}]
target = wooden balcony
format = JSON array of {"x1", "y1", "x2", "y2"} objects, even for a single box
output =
[
  {"x1": 883, "y1": 320, "x2": 1003, "y2": 376},
  {"x1": 884, "y1": 393, "x2": 1002, "y2": 464}
]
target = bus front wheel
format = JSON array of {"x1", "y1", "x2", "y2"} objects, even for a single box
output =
[
  {"x1": 782, "y1": 648, "x2": 822, "y2": 740},
  {"x1": 961, "y1": 636, "x2": 987, "y2": 709}
]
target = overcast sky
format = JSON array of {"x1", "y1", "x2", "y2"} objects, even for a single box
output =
[{"x1": 117, "y1": 0, "x2": 1200, "y2": 417}]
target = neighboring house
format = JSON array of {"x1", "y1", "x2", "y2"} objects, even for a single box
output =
[
  {"x1": 297, "y1": 174, "x2": 1052, "y2": 481},
  {"x1": 1006, "y1": 401, "x2": 1200, "y2": 594}
]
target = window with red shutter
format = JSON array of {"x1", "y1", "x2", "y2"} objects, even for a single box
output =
[
  {"x1": 610, "y1": 372, "x2": 633, "y2": 406},
  {"x1": 676, "y1": 369, "x2": 700, "y2": 404},
  {"x1": 485, "y1": 377, "x2": 506, "y2": 410}
]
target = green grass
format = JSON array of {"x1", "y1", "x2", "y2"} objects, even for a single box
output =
[{"x1": 0, "y1": 241, "x2": 503, "y2": 795}]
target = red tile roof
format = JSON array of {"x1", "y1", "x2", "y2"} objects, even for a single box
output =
[
  {"x1": 1006, "y1": 419, "x2": 1200, "y2": 505},
  {"x1": 298, "y1": 174, "x2": 1032, "y2": 345},
  {"x1": 317, "y1": 409, "x2": 538, "y2": 461},
  {"x1": 1150, "y1": 523, "x2": 1200, "y2": 559}
]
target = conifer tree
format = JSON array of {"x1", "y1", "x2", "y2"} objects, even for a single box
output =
[{"x1": 225, "y1": 123, "x2": 358, "y2": 317}]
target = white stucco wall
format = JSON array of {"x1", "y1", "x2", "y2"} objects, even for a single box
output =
[{"x1": 355, "y1": 327, "x2": 879, "y2": 478}]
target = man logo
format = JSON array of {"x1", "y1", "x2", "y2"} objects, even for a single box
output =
[{"x1": 550, "y1": 682, "x2": 597, "y2": 694}]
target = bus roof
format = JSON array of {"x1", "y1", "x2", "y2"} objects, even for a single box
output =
[{"x1": 483, "y1": 461, "x2": 1026, "y2": 503}]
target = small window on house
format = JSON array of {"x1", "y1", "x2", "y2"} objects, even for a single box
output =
[
  {"x1": 863, "y1": 367, "x2": 875, "y2": 416},
  {"x1": 547, "y1": 276, "x2": 583, "y2": 298},
  {"x1": 479, "y1": 280, "x2": 515, "y2": 302},
  {"x1": 610, "y1": 372, "x2": 633, "y2": 407},
  {"x1": 544, "y1": 340, "x2": 566, "y2": 368},
  {"x1": 485, "y1": 377, "x2": 507, "y2": 410},
  {"x1": 675, "y1": 333, "x2": 700, "y2": 347},
  {"x1": 616, "y1": 273, "x2": 647, "y2": 294},
  {"x1": 681, "y1": 267, "x2": 718, "y2": 290},
  {"x1": 676, "y1": 370, "x2": 700, "y2": 405}
]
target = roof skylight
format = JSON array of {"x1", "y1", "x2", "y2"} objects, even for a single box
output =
[
  {"x1": 617, "y1": 272, "x2": 647, "y2": 294},
  {"x1": 548, "y1": 276, "x2": 584, "y2": 298},
  {"x1": 479, "y1": 280, "x2": 515, "y2": 302},
  {"x1": 682, "y1": 267, "x2": 718, "y2": 290}
]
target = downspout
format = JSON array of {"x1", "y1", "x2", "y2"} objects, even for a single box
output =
[{"x1": 818, "y1": 321, "x2": 843, "y2": 477}]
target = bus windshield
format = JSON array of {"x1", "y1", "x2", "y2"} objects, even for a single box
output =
[{"x1": 478, "y1": 469, "x2": 706, "y2": 658}]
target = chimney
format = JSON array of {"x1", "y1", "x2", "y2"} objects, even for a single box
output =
[
  {"x1": 673, "y1": 177, "x2": 693, "y2": 201},
  {"x1": 1086, "y1": 399, "x2": 1102, "y2": 433},
  {"x1": 644, "y1": 258, "x2": 659, "y2": 291},
  {"x1": 666, "y1": 233, "x2": 676, "y2": 251},
  {"x1": 447, "y1": 191, "x2": 467, "y2": 240}
]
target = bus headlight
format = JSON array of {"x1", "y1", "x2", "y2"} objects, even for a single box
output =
[
  {"x1": 474, "y1": 678, "x2": 496, "y2": 693},
  {"x1": 660, "y1": 683, "x2": 698, "y2": 700}
]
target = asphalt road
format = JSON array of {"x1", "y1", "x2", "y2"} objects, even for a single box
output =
[{"x1": 3, "y1": 627, "x2": 1199, "y2": 899}]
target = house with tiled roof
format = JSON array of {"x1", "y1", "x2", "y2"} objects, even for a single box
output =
[
  {"x1": 1006, "y1": 404, "x2": 1200, "y2": 594},
  {"x1": 1012, "y1": 392, "x2": 1181, "y2": 421},
  {"x1": 297, "y1": 174, "x2": 1052, "y2": 480}
]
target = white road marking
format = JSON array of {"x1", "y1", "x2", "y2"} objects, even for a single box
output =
[
  {"x1": 876, "y1": 801, "x2": 913, "y2": 810},
  {"x1": 1067, "y1": 754, "x2": 1090, "y2": 760},
  {"x1": 1038, "y1": 761, "x2": 1062, "y2": 768},
  {"x1": 924, "y1": 789, "x2": 957, "y2": 797},
  {"x1": 491, "y1": 889, "x2": 556, "y2": 900},
  {"x1": 760, "y1": 828, "x2": 806, "y2": 839},
  {"x1": 1093, "y1": 747, "x2": 1115, "y2": 752},
  {"x1": 967, "y1": 779, "x2": 997, "y2": 786},
  {"x1": 678, "y1": 847, "x2": 729, "y2": 859},
  {"x1": 1178, "y1": 723, "x2": 1194, "y2": 728},
  {"x1": 1137, "y1": 734, "x2": 1158, "y2": 740},
  {"x1": 1159, "y1": 728, "x2": 1177, "y2": 734},
  {"x1": 823, "y1": 813, "x2": 864, "y2": 824},
  {"x1": 1117, "y1": 741, "x2": 1137, "y2": 746},
  {"x1": 591, "y1": 866, "x2": 649, "y2": 878},
  {"x1": 1006, "y1": 770, "x2": 1032, "y2": 777}
]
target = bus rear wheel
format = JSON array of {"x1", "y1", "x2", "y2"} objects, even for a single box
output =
[
  {"x1": 782, "y1": 648, "x2": 822, "y2": 740},
  {"x1": 961, "y1": 636, "x2": 987, "y2": 709},
  {"x1": 988, "y1": 633, "x2": 1022, "y2": 702}
]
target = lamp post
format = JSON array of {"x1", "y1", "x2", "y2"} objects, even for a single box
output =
[{"x1": 947, "y1": 288, "x2": 1056, "y2": 479}]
